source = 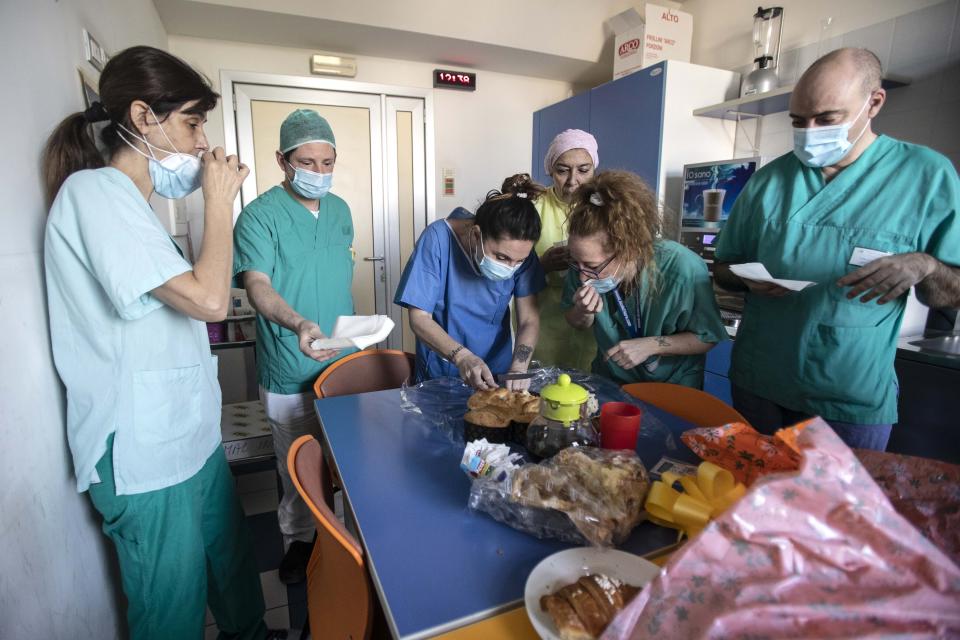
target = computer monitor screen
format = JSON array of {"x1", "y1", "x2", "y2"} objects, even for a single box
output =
[{"x1": 681, "y1": 157, "x2": 759, "y2": 229}]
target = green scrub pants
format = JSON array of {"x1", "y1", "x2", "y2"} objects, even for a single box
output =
[{"x1": 88, "y1": 435, "x2": 268, "y2": 640}]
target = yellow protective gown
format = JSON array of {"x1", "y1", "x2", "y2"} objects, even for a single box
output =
[{"x1": 532, "y1": 187, "x2": 597, "y2": 370}]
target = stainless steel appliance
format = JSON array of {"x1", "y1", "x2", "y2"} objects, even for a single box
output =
[{"x1": 740, "y1": 6, "x2": 784, "y2": 97}]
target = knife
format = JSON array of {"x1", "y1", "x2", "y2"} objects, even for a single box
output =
[{"x1": 496, "y1": 371, "x2": 537, "y2": 384}]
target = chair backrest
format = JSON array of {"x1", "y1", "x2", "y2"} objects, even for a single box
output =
[
  {"x1": 288, "y1": 435, "x2": 373, "y2": 640},
  {"x1": 313, "y1": 349, "x2": 416, "y2": 399},
  {"x1": 621, "y1": 382, "x2": 750, "y2": 428}
]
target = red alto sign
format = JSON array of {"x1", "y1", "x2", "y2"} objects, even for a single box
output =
[
  {"x1": 662, "y1": 10, "x2": 679, "y2": 22},
  {"x1": 618, "y1": 38, "x2": 641, "y2": 57}
]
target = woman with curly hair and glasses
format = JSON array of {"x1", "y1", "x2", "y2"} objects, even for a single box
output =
[
  {"x1": 562, "y1": 170, "x2": 728, "y2": 388},
  {"x1": 394, "y1": 174, "x2": 546, "y2": 390}
]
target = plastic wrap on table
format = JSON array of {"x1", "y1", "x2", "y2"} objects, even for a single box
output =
[
  {"x1": 601, "y1": 418, "x2": 960, "y2": 640},
  {"x1": 468, "y1": 446, "x2": 651, "y2": 547},
  {"x1": 400, "y1": 368, "x2": 678, "y2": 457},
  {"x1": 854, "y1": 448, "x2": 960, "y2": 567}
]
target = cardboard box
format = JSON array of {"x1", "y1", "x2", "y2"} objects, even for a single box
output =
[
  {"x1": 610, "y1": 8, "x2": 646, "y2": 80},
  {"x1": 642, "y1": 3, "x2": 693, "y2": 69}
]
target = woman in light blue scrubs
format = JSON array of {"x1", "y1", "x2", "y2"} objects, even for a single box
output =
[
  {"x1": 394, "y1": 174, "x2": 546, "y2": 390},
  {"x1": 42, "y1": 46, "x2": 278, "y2": 639}
]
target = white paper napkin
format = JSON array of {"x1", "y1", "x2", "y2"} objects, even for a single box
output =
[
  {"x1": 310, "y1": 315, "x2": 395, "y2": 351},
  {"x1": 729, "y1": 262, "x2": 816, "y2": 292}
]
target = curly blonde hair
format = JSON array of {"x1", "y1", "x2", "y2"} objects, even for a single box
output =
[{"x1": 568, "y1": 170, "x2": 661, "y2": 292}]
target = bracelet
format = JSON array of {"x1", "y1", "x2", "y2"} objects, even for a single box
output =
[{"x1": 447, "y1": 345, "x2": 465, "y2": 362}]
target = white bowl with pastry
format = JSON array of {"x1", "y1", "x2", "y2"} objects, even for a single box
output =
[{"x1": 525, "y1": 547, "x2": 659, "y2": 640}]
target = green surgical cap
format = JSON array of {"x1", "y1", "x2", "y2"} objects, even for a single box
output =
[{"x1": 279, "y1": 109, "x2": 336, "y2": 153}]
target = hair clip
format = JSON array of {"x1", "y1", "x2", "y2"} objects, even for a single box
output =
[
  {"x1": 589, "y1": 192, "x2": 604, "y2": 206},
  {"x1": 516, "y1": 192, "x2": 528, "y2": 199}
]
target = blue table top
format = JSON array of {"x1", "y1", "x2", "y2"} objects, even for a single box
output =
[{"x1": 314, "y1": 388, "x2": 701, "y2": 639}]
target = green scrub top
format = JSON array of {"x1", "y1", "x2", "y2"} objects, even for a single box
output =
[
  {"x1": 561, "y1": 239, "x2": 729, "y2": 388},
  {"x1": 45, "y1": 168, "x2": 222, "y2": 495},
  {"x1": 715, "y1": 135, "x2": 960, "y2": 424},
  {"x1": 234, "y1": 186, "x2": 356, "y2": 395}
]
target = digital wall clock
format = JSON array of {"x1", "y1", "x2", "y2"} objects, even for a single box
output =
[{"x1": 433, "y1": 69, "x2": 476, "y2": 91}]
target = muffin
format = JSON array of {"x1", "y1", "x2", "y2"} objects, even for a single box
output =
[{"x1": 464, "y1": 409, "x2": 512, "y2": 443}]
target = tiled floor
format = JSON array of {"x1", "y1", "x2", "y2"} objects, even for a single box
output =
[{"x1": 203, "y1": 463, "x2": 344, "y2": 639}]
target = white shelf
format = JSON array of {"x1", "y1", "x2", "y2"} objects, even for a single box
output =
[{"x1": 693, "y1": 76, "x2": 910, "y2": 121}]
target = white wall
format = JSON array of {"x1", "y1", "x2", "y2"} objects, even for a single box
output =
[
  {"x1": 0, "y1": 1, "x2": 167, "y2": 638},
  {"x1": 169, "y1": 35, "x2": 574, "y2": 218},
  {"x1": 682, "y1": 0, "x2": 946, "y2": 72}
]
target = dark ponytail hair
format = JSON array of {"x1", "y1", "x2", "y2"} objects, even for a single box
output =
[
  {"x1": 475, "y1": 173, "x2": 543, "y2": 243},
  {"x1": 42, "y1": 46, "x2": 219, "y2": 205}
]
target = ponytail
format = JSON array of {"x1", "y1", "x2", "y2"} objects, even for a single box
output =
[{"x1": 42, "y1": 112, "x2": 105, "y2": 206}]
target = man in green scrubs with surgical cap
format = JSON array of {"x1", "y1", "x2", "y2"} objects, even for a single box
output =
[
  {"x1": 714, "y1": 48, "x2": 960, "y2": 451},
  {"x1": 234, "y1": 109, "x2": 355, "y2": 582}
]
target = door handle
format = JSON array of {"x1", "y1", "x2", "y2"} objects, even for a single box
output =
[{"x1": 363, "y1": 256, "x2": 385, "y2": 262}]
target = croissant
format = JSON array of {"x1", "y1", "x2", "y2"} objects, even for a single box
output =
[{"x1": 540, "y1": 574, "x2": 641, "y2": 640}]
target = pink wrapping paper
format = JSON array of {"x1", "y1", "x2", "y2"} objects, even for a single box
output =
[{"x1": 602, "y1": 418, "x2": 960, "y2": 639}]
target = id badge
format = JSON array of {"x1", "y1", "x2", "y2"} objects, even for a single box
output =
[{"x1": 849, "y1": 246, "x2": 892, "y2": 267}]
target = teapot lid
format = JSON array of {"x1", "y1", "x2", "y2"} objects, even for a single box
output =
[{"x1": 540, "y1": 373, "x2": 589, "y2": 405}]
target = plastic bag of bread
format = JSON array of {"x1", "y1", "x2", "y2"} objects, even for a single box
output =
[{"x1": 468, "y1": 446, "x2": 651, "y2": 546}]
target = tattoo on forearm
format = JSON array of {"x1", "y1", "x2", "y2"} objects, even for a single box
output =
[
  {"x1": 513, "y1": 344, "x2": 533, "y2": 364},
  {"x1": 656, "y1": 336, "x2": 671, "y2": 348}
]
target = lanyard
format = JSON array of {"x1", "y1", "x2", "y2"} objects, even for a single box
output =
[
  {"x1": 611, "y1": 288, "x2": 639, "y2": 339},
  {"x1": 610, "y1": 286, "x2": 660, "y2": 372}
]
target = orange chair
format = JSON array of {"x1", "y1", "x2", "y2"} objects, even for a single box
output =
[
  {"x1": 313, "y1": 349, "x2": 415, "y2": 399},
  {"x1": 621, "y1": 382, "x2": 750, "y2": 428},
  {"x1": 288, "y1": 435, "x2": 388, "y2": 640}
]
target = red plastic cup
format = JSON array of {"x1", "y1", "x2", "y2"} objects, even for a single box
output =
[{"x1": 599, "y1": 402, "x2": 643, "y2": 450}]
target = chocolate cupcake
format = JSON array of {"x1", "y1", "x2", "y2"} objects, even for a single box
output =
[{"x1": 463, "y1": 409, "x2": 512, "y2": 444}]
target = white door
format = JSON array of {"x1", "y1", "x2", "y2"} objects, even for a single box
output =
[{"x1": 385, "y1": 96, "x2": 427, "y2": 353}]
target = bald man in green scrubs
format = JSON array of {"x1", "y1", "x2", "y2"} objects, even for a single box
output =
[
  {"x1": 714, "y1": 48, "x2": 960, "y2": 451},
  {"x1": 234, "y1": 109, "x2": 355, "y2": 583}
]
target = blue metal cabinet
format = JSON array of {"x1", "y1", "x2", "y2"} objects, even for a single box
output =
[
  {"x1": 532, "y1": 90, "x2": 591, "y2": 185},
  {"x1": 531, "y1": 62, "x2": 667, "y2": 191},
  {"x1": 705, "y1": 339, "x2": 733, "y2": 376},
  {"x1": 588, "y1": 66, "x2": 665, "y2": 189}
]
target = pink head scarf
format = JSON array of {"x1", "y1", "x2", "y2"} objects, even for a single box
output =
[{"x1": 543, "y1": 129, "x2": 599, "y2": 177}]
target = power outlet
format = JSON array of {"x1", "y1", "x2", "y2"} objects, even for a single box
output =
[{"x1": 82, "y1": 29, "x2": 108, "y2": 71}]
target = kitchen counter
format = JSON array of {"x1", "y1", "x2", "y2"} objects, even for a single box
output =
[{"x1": 896, "y1": 330, "x2": 960, "y2": 371}]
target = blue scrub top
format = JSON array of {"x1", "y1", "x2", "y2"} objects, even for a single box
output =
[
  {"x1": 45, "y1": 168, "x2": 222, "y2": 495},
  {"x1": 394, "y1": 208, "x2": 546, "y2": 382}
]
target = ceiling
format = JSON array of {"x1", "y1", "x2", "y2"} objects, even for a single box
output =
[{"x1": 152, "y1": 0, "x2": 655, "y2": 84}]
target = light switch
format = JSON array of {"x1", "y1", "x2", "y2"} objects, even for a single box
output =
[{"x1": 82, "y1": 29, "x2": 108, "y2": 71}]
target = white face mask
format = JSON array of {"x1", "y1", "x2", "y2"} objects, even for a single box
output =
[
  {"x1": 792, "y1": 97, "x2": 872, "y2": 168},
  {"x1": 117, "y1": 107, "x2": 203, "y2": 199}
]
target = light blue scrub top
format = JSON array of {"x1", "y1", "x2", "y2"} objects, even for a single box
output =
[
  {"x1": 393, "y1": 208, "x2": 547, "y2": 382},
  {"x1": 715, "y1": 136, "x2": 960, "y2": 424},
  {"x1": 45, "y1": 168, "x2": 221, "y2": 495}
]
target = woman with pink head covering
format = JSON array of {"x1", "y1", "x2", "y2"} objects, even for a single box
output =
[{"x1": 533, "y1": 129, "x2": 600, "y2": 370}]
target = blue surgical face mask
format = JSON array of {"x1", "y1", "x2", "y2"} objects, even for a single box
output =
[
  {"x1": 475, "y1": 230, "x2": 519, "y2": 281},
  {"x1": 793, "y1": 97, "x2": 872, "y2": 168},
  {"x1": 288, "y1": 163, "x2": 333, "y2": 200},
  {"x1": 117, "y1": 108, "x2": 203, "y2": 200},
  {"x1": 587, "y1": 261, "x2": 622, "y2": 294}
]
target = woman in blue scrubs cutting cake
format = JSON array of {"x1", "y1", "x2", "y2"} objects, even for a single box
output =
[{"x1": 394, "y1": 174, "x2": 546, "y2": 390}]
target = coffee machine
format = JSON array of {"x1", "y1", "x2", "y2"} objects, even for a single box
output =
[{"x1": 740, "y1": 6, "x2": 784, "y2": 97}]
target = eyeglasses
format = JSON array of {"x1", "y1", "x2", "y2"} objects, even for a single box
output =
[{"x1": 568, "y1": 255, "x2": 616, "y2": 280}]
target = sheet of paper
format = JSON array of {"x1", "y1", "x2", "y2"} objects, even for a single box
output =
[
  {"x1": 310, "y1": 314, "x2": 395, "y2": 351},
  {"x1": 729, "y1": 262, "x2": 816, "y2": 292}
]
